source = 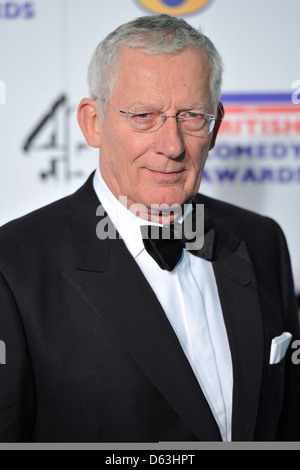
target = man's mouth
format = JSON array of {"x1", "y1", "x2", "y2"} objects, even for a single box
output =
[{"x1": 147, "y1": 169, "x2": 185, "y2": 178}]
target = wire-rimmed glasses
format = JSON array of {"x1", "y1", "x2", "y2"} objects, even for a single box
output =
[{"x1": 106, "y1": 102, "x2": 223, "y2": 137}]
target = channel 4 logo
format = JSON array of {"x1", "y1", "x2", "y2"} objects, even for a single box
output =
[
  {"x1": 0, "y1": 80, "x2": 6, "y2": 104},
  {"x1": 136, "y1": 0, "x2": 212, "y2": 15},
  {"x1": 0, "y1": 341, "x2": 6, "y2": 365}
]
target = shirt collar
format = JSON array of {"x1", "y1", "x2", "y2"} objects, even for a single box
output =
[{"x1": 93, "y1": 166, "x2": 193, "y2": 259}]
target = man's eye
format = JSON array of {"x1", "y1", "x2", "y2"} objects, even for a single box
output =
[
  {"x1": 133, "y1": 113, "x2": 153, "y2": 120},
  {"x1": 129, "y1": 112, "x2": 157, "y2": 130},
  {"x1": 181, "y1": 112, "x2": 205, "y2": 120}
]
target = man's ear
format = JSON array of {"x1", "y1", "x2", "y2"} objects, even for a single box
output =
[
  {"x1": 209, "y1": 102, "x2": 224, "y2": 150},
  {"x1": 77, "y1": 98, "x2": 102, "y2": 148}
]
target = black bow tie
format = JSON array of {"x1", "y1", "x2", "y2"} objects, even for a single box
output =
[{"x1": 140, "y1": 205, "x2": 215, "y2": 272}]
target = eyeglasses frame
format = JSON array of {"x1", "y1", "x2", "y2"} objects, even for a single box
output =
[{"x1": 105, "y1": 102, "x2": 224, "y2": 136}]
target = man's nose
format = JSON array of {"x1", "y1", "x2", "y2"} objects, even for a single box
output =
[{"x1": 153, "y1": 116, "x2": 185, "y2": 159}]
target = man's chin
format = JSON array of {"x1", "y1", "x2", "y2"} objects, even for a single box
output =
[
  {"x1": 147, "y1": 188, "x2": 196, "y2": 209},
  {"x1": 140, "y1": 191, "x2": 196, "y2": 223}
]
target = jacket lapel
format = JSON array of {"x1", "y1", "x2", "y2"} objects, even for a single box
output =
[
  {"x1": 64, "y1": 175, "x2": 222, "y2": 441},
  {"x1": 212, "y1": 227, "x2": 264, "y2": 441}
]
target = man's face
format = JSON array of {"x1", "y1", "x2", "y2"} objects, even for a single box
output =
[{"x1": 98, "y1": 46, "x2": 218, "y2": 219}]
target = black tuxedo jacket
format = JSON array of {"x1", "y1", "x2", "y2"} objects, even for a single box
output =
[{"x1": 0, "y1": 173, "x2": 299, "y2": 442}]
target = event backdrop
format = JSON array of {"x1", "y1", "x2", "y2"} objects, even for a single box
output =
[{"x1": 0, "y1": 0, "x2": 299, "y2": 301}]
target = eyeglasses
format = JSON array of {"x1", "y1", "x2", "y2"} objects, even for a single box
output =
[{"x1": 106, "y1": 102, "x2": 223, "y2": 137}]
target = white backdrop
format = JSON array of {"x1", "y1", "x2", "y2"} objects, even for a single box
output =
[{"x1": 0, "y1": 0, "x2": 299, "y2": 299}]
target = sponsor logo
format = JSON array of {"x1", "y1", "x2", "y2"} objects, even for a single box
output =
[
  {"x1": 204, "y1": 92, "x2": 300, "y2": 185},
  {"x1": 0, "y1": 2, "x2": 35, "y2": 20},
  {"x1": 23, "y1": 94, "x2": 89, "y2": 183},
  {"x1": 136, "y1": 0, "x2": 212, "y2": 15}
]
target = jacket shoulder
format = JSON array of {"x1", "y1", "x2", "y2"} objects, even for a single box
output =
[
  {"x1": 0, "y1": 195, "x2": 72, "y2": 271},
  {"x1": 196, "y1": 192, "x2": 280, "y2": 234},
  {"x1": 0, "y1": 173, "x2": 97, "y2": 273},
  {"x1": 197, "y1": 192, "x2": 267, "y2": 222},
  {"x1": 0, "y1": 195, "x2": 70, "y2": 239},
  {"x1": 0, "y1": 173, "x2": 96, "y2": 249}
]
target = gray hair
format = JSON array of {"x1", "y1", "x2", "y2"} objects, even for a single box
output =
[{"x1": 88, "y1": 14, "x2": 223, "y2": 116}]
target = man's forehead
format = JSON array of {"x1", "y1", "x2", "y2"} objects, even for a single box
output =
[{"x1": 115, "y1": 46, "x2": 212, "y2": 104}]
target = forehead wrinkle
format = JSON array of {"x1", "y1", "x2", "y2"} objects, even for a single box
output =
[{"x1": 181, "y1": 102, "x2": 208, "y2": 110}]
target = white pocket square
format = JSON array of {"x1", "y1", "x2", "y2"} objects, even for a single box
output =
[{"x1": 269, "y1": 332, "x2": 292, "y2": 365}]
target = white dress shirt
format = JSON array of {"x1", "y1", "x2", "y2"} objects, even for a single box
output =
[{"x1": 93, "y1": 166, "x2": 233, "y2": 441}]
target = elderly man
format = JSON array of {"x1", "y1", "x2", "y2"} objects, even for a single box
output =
[{"x1": 0, "y1": 15, "x2": 299, "y2": 443}]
